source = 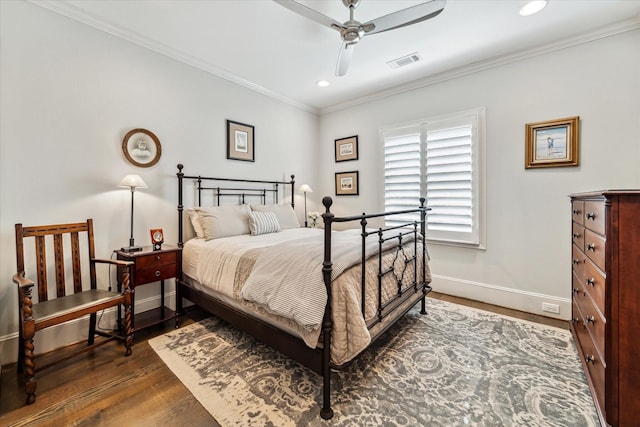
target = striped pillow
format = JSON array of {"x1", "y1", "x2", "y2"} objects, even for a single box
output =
[{"x1": 249, "y1": 211, "x2": 281, "y2": 236}]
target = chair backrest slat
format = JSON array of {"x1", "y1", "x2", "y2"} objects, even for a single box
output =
[
  {"x1": 16, "y1": 221, "x2": 93, "y2": 302},
  {"x1": 35, "y1": 235, "x2": 48, "y2": 302},
  {"x1": 54, "y1": 233, "x2": 66, "y2": 298},
  {"x1": 71, "y1": 231, "x2": 83, "y2": 293}
]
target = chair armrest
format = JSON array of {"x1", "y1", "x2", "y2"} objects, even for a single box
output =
[
  {"x1": 12, "y1": 271, "x2": 34, "y2": 289},
  {"x1": 91, "y1": 258, "x2": 134, "y2": 267}
]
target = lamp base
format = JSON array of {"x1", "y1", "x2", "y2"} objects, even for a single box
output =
[{"x1": 120, "y1": 245, "x2": 143, "y2": 253}]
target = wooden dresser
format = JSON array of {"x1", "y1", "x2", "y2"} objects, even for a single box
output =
[{"x1": 570, "y1": 190, "x2": 640, "y2": 427}]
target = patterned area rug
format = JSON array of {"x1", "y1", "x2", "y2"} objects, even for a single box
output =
[{"x1": 149, "y1": 298, "x2": 598, "y2": 426}]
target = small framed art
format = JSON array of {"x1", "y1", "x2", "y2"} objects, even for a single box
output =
[
  {"x1": 335, "y1": 135, "x2": 358, "y2": 162},
  {"x1": 525, "y1": 116, "x2": 579, "y2": 169},
  {"x1": 335, "y1": 171, "x2": 359, "y2": 196},
  {"x1": 227, "y1": 120, "x2": 255, "y2": 162},
  {"x1": 122, "y1": 128, "x2": 162, "y2": 168}
]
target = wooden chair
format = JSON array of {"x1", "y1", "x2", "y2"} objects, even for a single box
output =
[{"x1": 13, "y1": 219, "x2": 133, "y2": 404}]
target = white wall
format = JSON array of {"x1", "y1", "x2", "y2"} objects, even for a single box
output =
[
  {"x1": 0, "y1": 1, "x2": 318, "y2": 365},
  {"x1": 317, "y1": 29, "x2": 640, "y2": 319}
]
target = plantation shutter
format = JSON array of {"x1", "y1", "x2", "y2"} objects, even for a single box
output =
[
  {"x1": 382, "y1": 109, "x2": 483, "y2": 247},
  {"x1": 425, "y1": 114, "x2": 479, "y2": 244},
  {"x1": 383, "y1": 126, "x2": 422, "y2": 228}
]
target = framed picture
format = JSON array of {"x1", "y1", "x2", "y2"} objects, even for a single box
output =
[
  {"x1": 525, "y1": 116, "x2": 579, "y2": 169},
  {"x1": 122, "y1": 128, "x2": 161, "y2": 168},
  {"x1": 227, "y1": 120, "x2": 255, "y2": 162},
  {"x1": 335, "y1": 171, "x2": 359, "y2": 196},
  {"x1": 335, "y1": 135, "x2": 359, "y2": 162}
]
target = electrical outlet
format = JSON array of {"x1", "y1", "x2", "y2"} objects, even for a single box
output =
[{"x1": 542, "y1": 302, "x2": 560, "y2": 314}]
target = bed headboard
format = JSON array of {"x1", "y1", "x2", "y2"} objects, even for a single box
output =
[{"x1": 176, "y1": 163, "x2": 295, "y2": 247}]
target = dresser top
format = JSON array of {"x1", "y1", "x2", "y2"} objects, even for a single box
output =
[{"x1": 570, "y1": 189, "x2": 640, "y2": 199}]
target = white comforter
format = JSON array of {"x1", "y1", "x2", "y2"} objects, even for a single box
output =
[{"x1": 182, "y1": 227, "x2": 430, "y2": 365}]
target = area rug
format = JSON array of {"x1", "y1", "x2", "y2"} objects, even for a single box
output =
[{"x1": 149, "y1": 298, "x2": 598, "y2": 426}]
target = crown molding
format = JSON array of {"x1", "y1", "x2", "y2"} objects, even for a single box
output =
[
  {"x1": 319, "y1": 17, "x2": 640, "y2": 115},
  {"x1": 28, "y1": 1, "x2": 639, "y2": 117},
  {"x1": 29, "y1": 0, "x2": 319, "y2": 114}
]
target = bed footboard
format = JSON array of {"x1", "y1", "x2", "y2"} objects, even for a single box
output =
[{"x1": 319, "y1": 196, "x2": 430, "y2": 419}]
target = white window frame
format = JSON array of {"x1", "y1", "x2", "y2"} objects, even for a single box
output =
[{"x1": 380, "y1": 107, "x2": 486, "y2": 249}]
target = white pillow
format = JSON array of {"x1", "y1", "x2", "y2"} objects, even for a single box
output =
[
  {"x1": 249, "y1": 211, "x2": 281, "y2": 236},
  {"x1": 250, "y1": 204, "x2": 300, "y2": 229},
  {"x1": 185, "y1": 208, "x2": 204, "y2": 239},
  {"x1": 197, "y1": 204, "x2": 251, "y2": 240}
]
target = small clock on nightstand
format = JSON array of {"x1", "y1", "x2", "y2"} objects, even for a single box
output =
[{"x1": 150, "y1": 228, "x2": 164, "y2": 251}]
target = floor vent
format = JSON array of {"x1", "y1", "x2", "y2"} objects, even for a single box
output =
[{"x1": 387, "y1": 52, "x2": 422, "y2": 69}]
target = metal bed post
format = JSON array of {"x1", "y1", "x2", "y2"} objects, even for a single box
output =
[
  {"x1": 320, "y1": 196, "x2": 334, "y2": 420},
  {"x1": 419, "y1": 197, "x2": 428, "y2": 314}
]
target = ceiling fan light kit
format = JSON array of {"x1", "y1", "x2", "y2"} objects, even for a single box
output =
[{"x1": 274, "y1": 0, "x2": 446, "y2": 77}]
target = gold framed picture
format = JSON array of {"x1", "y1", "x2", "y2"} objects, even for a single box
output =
[
  {"x1": 122, "y1": 128, "x2": 161, "y2": 168},
  {"x1": 525, "y1": 116, "x2": 579, "y2": 169},
  {"x1": 227, "y1": 120, "x2": 255, "y2": 162},
  {"x1": 335, "y1": 171, "x2": 359, "y2": 196},
  {"x1": 335, "y1": 135, "x2": 358, "y2": 162}
]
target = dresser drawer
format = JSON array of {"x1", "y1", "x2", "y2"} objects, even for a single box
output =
[
  {"x1": 584, "y1": 258, "x2": 605, "y2": 317},
  {"x1": 572, "y1": 244, "x2": 586, "y2": 282},
  {"x1": 584, "y1": 201, "x2": 605, "y2": 235},
  {"x1": 576, "y1": 295, "x2": 605, "y2": 360},
  {"x1": 572, "y1": 223, "x2": 585, "y2": 249},
  {"x1": 584, "y1": 229, "x2": 606, "y2": 271},
  {"x1": 136, "y1": 262, "x2": 177, "y2": 284},
  {"x1": 136, "y1": 251, "x2": 178, "y2": 269},
  {"x1": 572, "y1": 201, "x2": 584, "y2": 225},
  {"x1": 572, "y1": 300, "x2": 606, "y2": 414}
]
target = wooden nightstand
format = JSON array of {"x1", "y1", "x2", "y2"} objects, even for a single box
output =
[{"x1": 116, "y1": 245, "x2": 182, "y2": 334}]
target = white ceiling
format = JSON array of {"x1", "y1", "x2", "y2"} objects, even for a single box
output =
[{"x1": 36, "y1": 0, "x2": 640, "y2": 113}]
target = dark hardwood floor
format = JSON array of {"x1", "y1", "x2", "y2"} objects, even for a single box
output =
[{"x1": 0, "y1": 293, "x2": 567, "y2": 426}]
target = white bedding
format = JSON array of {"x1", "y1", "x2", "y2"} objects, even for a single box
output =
[
  {"x1": 183, "y1": 228, "x2": 319, "y2": 299},
  {"x1": 182, "y1": 227, "x2": 431, "y2": 365}
]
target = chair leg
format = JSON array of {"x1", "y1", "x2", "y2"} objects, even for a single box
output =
[
  {"x1": 88, "y1": 312, "x2": 97, "y2": 345},
  {"x1": 22, "y1": 319, "x2": 36, "y2": 405},
  {"x1": 123, "y1": 294, "x2": 133, "y2": 357}
]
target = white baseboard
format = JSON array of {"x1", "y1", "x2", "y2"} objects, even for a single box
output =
[
  {"x1": 0, "y1": 292, "x2": 175, "y2": 366},
  {"x1": 430, "y1": 274, "x2": 571, "y2": 321}
]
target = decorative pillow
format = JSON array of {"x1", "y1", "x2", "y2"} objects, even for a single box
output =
[
  {"x1": 185, "y1": 208, "x2": 204, "y2": 239},
  {"x1": 249, "y1": 211, "x2": 281, "y2": 236},
  {"x1": 250, "y1": 204, "x2": 300, "y2": 229},
  {"x1": 197, "y1": 204, "x2": 251, "y2": 240}
]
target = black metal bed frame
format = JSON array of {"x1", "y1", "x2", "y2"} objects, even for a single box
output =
[{"x1": 176, "y1": 163, "x2": 431, "y2": 419}]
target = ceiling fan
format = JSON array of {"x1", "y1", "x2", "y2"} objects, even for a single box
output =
[{"x1": 274, "y1": 0, "x2": 446, "y2": 76}]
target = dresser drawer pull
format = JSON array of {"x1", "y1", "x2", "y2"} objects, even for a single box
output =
[
  {"x1": 585, "y1": 355, "x2": 596, "y2": 364},
  {"x1": 572, "y1": 287, "x2": 580, "y2": 295},
  {"x1": 155, "y1": 270, "x2": 161, "y2": 277},
  {"x1": 573, "y1": 209, "x2": 581, "y2": 215},
  {"x1": 571, "y1": 317, "x2": 580, "y2": 324},
  {"x1": 572, "y1": 258, "x2": 581, "y2": 265},
  {"x1": 586, "y1": 243, "x2": 596, "y2": 251},
  {"x1": 586, "y1": 278, "x2": 595, "y2": 287},
  {"x1": 156, "y1": 255, "x2": 161, "y2": 261},
  {"x1": 585, "y1": 315, "x2": 595, "y2": 325},
  {"x1": 586, "y1": 212, "x2": 596, "y2": 220},
  {"x1": 572, "y1": 233, "x2": 581, "y2": 239}
]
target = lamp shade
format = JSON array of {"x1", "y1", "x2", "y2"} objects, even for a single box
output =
[
  {"x1": 299, "y1": 184, "x2": 313, "y2": 193},
  {"x1": 118, "y1": 174, "x2": 147, "y2": 189}
]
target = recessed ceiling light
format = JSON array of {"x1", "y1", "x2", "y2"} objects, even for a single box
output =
[
  {"x1": 519, "y1": 0, "x2": 547, "y2": 16},
  {"x1": 316, "y1": 80, "x2": 330, "y2": 87}
]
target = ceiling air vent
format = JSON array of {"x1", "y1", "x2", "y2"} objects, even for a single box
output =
[{"x1": 387, "y1": 52, "x2": 423, "y2": 69}]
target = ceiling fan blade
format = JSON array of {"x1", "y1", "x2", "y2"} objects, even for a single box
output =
[
  {"x1": 335, "y1": 42, "x2": 355, "y2": 77},
  {"x1": 363, "y1": 0, "x2": 446, "y2": 35},
  {"x1": 273, "y1": 0, "x2": 344, "y2": 31}
]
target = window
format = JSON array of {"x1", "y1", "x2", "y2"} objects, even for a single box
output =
[{"x1": 382, "y1": 108, "x2": 485, "y2": 247}]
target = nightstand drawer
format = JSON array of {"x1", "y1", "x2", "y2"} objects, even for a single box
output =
[
  {"x1": 136, "y1": 263, "x2": 177, "y2": 284},
  {"x1": 136, "y1": 251, "x2": 178, "y2": 269}
]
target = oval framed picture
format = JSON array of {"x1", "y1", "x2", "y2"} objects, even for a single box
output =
[{"x1": 122, "y1": 128, "x2": 162, "y2": 168}]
